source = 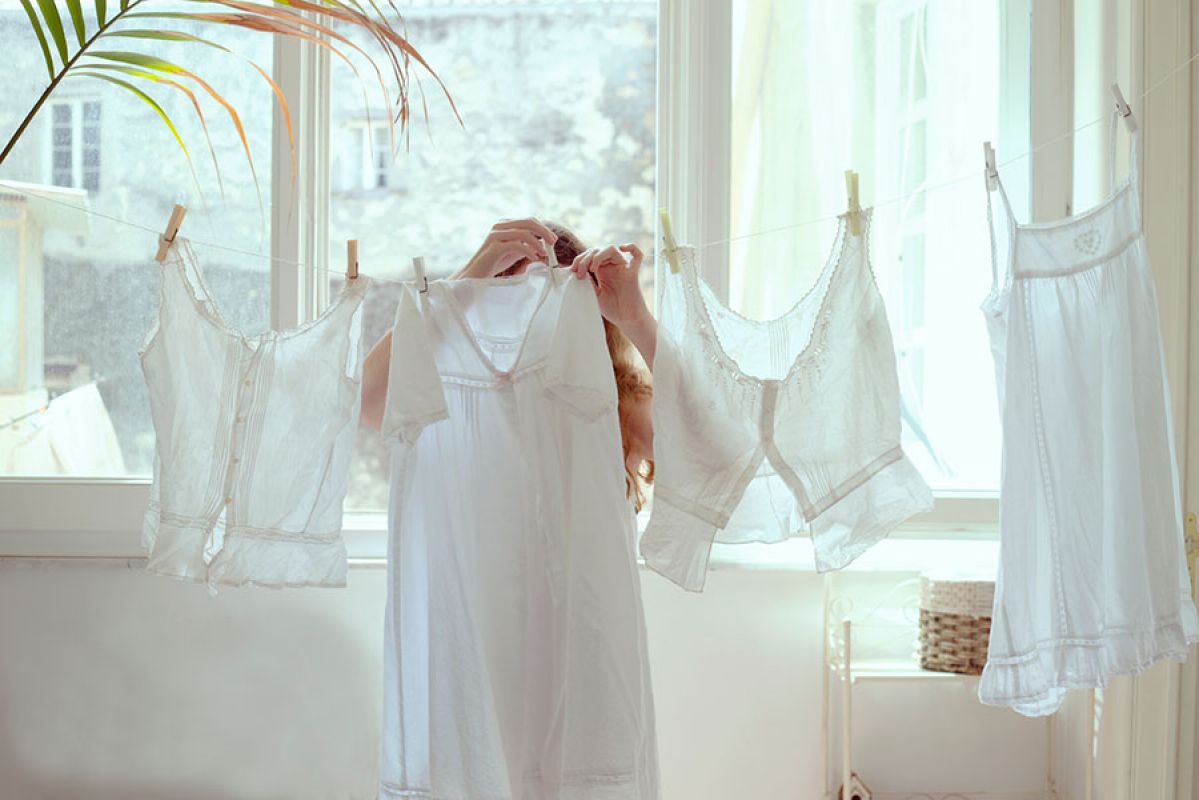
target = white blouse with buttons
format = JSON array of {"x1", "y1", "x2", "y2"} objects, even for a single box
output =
[{"x1": 139, "y1": 237, "x2": 371, "y2": 591}]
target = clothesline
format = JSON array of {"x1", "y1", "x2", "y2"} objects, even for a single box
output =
[{"x1": 1, "y1": 49, "x2": 1195, "y2": 286}]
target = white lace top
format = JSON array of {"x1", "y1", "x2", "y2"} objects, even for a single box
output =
[
  {"x1": 139, "y1": 238, "x2": 370, "y2": 591},
  {"x1": 641, "y1": 210, "x2": 933, "y2": 591}
]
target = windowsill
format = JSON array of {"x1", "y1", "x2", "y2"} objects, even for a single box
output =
[
  {"x1": 702, "y1": 533, "x2": 1000, "y2": 576},
  {"x1": 1, "y1": 495, "x2": 999, "y2": 577}
]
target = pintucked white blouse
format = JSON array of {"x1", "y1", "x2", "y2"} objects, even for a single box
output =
[{"x1": 139, "y1": 238, "x2": 370, "y2": 591}]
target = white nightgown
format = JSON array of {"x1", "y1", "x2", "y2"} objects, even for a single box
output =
[
  {"x1": 378, "y1": 264, "x2": 659, "y2": 799},
  {"x1": 980, "y1": 114, "x2": 1199, "y2": 716}
]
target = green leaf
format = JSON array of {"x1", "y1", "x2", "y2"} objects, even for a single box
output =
[
  {"x1": 64, "y1": 0, "x2": 87, "y2": 48},
  {"x1": 102, "y1": 29, "x2": 231, "y2": 52},
  {"x1": 94, "y1": 0, "x2": 106, "y2": 26},
  {"x1": 34, "y1": 0, "x2": 69, "y2": 67},
  {"x1": 69, "y1": 71, "x2": 189, "y2": 160},
  {"x1": 19, "y1": 0, "x2": 54, "y2": 80}
]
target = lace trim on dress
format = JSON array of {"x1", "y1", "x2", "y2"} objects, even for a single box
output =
[
  {"x1": 145, "y1": 502, "x2": 342, "y2": 543},
  {"x1": 804, "y1": 446, "x2": 904, "y2": 521},
  {"x1": 979, "y1": 605, "x2": 1199, "y2": 716}
]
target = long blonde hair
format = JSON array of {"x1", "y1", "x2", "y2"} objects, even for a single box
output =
[{"x1": 546, "y1": 223, "x2": 655, "y2": 510}]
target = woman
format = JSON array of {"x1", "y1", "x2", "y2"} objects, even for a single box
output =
[{"x1": 359, "y1": 217, "x2": 658, "y2": 507}]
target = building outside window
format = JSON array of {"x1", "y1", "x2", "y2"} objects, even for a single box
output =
[{"x1": 49, "y1": 100, "x2": 101, "y2": 193}]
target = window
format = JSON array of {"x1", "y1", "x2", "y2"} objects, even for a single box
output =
[
  {"x1": 48, "y1": 100, "x2": 102, "y2": 192},
  {"x1": 0, "y1": 11, "x2": 274, "y2": 478},
  {"x1": 4, "y1": 0, "x2": 1179, "y2": 553},
  {"x1": 341, "y1": 121, "x2": 392, "y2": 191}
]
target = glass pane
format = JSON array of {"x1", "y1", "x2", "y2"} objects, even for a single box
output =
[
  {"x1": 327, "y1": 0, "x2": 658, "y2": 510},
  {"x1": 0, "y1": 7, "x2": 275, "y2": 477},
  {"x1": 729, "y1": 0, "x2": 1030, "y2": 493}
]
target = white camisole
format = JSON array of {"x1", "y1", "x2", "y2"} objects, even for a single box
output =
[{"x1": 642, "y1": 210, "x2": 933, "y2": 591}]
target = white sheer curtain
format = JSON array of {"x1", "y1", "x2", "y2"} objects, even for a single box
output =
[
  {"x1": 729, "y1": 1, "x2": 855, "y2": 321},
  {"x1": 726, "y1": 0, "x2": 1026, "y2": 491}
]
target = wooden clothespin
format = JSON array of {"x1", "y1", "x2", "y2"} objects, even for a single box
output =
[
  {"x1": 844, "y1": 170, "x2": 862, "y2": 237},
  {"x1": 1111, "y1": 84, "x2": 1137, "y2": 133},
  {"x1": 659, "y1": 208, "x2": 680, "y2": 274},
  {"x1": 983, "y1": 142, "x2": 999, "y2": 191},
  {"x1": 346, "y1": 239, "x2": 359, "y2": 281},
  {"x1": 155, "y1": 204, "x2": 187, "y2": 263},
  {"x1": 412, "y1": 256, "x2": 428, "y2": 294}
]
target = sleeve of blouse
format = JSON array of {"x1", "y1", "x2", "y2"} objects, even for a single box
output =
[
  {"x1": 542, "y1": 278, "x2": 619, "y2": 421},
  {"x1": 381, "y1": 286, "x2": 449, "y2": 445}
]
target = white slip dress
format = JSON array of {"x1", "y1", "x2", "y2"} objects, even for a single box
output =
[
  {"x1": 980, "y1": 114, "x2": 1199, "y2": 716},
  {"x1": 378, "y1": 261, "x2": 659, "y2": 799}
]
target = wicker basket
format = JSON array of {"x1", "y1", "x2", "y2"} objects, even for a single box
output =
[{"x1": 918, "y1": 573, "x2": 994, "y2": 676}]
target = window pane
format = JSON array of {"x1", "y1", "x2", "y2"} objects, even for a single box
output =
[
  {"x1": 729, "y1": 0, "x2": 1030, "y2": 493},
  {"x1": 328, "y1": 0, "x2": 658, "y2": 510},
  {"x1": 0, "y1": 8, "x2": 275, "y2": 477}
]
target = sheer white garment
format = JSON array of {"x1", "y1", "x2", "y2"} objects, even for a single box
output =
[
  {"x1": 379, "y1": 263, "x2": 659, "y2": 800},
  {"x1": 642, "y1": 210, "x2": 933, "y2": 591},
  {"x1": 980, "y1": 116, "x2": 1199, "y2": 716},
  {"x1": 139, "y1": 238, "x2": 370, "y2": 592}
]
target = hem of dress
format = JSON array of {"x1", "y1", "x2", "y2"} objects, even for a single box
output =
[
  {"x1": 979, "y1": 604, "x2": 1199, "y2": 717},
  {"x1": 380, "y1": 769, "x2": 653, "y2": 800},
  {"x1": 141, "y1": 564, "x2": 348, "y2": 591},
  {"x1": 142, "y1": 510, "x2": 348, "y2": 589}
]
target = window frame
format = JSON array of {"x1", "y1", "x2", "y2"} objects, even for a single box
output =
[{"x1": 0, "y1": 0, "x2": 1183, "y2": 558}]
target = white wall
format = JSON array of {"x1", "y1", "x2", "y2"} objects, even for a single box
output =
[{"x1": 0, "y1": 558, "x2": 1051, "y2": 799}]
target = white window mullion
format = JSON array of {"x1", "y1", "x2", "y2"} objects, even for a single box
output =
[
  {"x1": 271, "y1": 28, "x2": 331, "y2": 332},
  {"x1": 1030, "y1": 0, "x2": 1075, "y2": 222},
  {"x1": 657, "y1": 0, "x2": 732, "y2": 299}
]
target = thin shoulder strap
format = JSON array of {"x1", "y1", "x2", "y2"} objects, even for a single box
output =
[
  {"x1": 983, "y1": 148, "x2": 1017, "y2": 295},
  {"x1": 1108, "y1": 108, "x2": 1140, "y2": 191},
  {"x1": 671, "y1": 244, "x2": 711, "y2": 339}
]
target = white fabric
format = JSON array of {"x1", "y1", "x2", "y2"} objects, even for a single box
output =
[
  {"x1": 379, "y1": 265, "x2": 659, "y2": 800},
  {"x1": 980, "y1": 117, "x2": 1199, "y2": 716},
  {"x1": 4, "y1": 383, "x2": 126, "y2": 475},
  {"x1": 140, "y1": 238, "x2": 370, "y2": 592},
  {"x1": 642, "y1": 210, "x2": 933, "y2": 591}
]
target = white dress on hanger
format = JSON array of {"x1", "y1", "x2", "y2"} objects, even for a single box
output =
[
  {"x1": 379, "y1": 262, "x2": 659, "y2": 799},
  {"x1": 641, "y1": 210, "x2": 933, "y2": 591},
  {"x1": 980, "y1": 114, "x2": 1199, "y2": 716}
]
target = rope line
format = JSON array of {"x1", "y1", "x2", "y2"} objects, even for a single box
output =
[{"x1": 1, "y1": 50, "x2": 1195, "y2": 284}]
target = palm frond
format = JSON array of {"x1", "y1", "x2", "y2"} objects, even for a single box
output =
[{"x1": 1, "y1": 0, "x2": 455, "y2": 208}]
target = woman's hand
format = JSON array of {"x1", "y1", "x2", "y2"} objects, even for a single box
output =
[
  {"x1": 455, "y1": 218, "x2": 558, "y2": 279},
  {"x1": 569, "y1": 243, "x2": 648, "y2": 326},
  {"x1": 570, "y1": 243, "x2": 657, "y2": 368}
]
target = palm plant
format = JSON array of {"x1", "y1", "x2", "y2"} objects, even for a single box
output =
[{"x1": 2, "y1": 0, "x2": 456, "y2": 199}]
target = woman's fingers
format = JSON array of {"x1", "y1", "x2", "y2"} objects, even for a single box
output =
[
  {"x1": 573, "y1": 249, "x2": 596, "y2": 280},
  {"x1": 492, "y1": 218, "x2": 557, "y2": 248},
  {"x1": 619, "y1": 243, "x2": 644, "y2": 271},
  {"x1": 491, "y1": 229, "x2": 551, "y2": 258}
]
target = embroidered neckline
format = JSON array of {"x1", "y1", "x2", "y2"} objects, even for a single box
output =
[
  {"x1": 171, "y1": 237, "x2": 370, "y2": 345},
  {"x1": 672, "y1": 209, "x2": 868, "y2": 387}
]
